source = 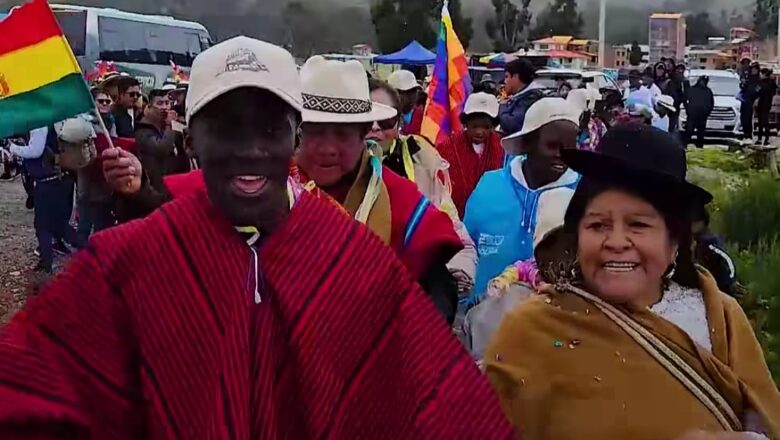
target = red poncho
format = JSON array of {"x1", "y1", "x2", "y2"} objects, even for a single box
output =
[
  {"x1": 436, "y1": 130, "x2": 504, "y2": 218},
  {"x1": 0, "y1": 190, "x2": 514, "y2": 439}
]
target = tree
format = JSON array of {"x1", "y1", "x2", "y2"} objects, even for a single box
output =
[
  {"x1": 485, "y1": 0, "x2": 532, "y2": 52},
  {"x1": 371, "y1": 0, "x2": 473, "y2": 53},
  {"x1": 446, "y1": 0, "x2": 474, "y2": 49},
  {"x1": 686, "y1": 11, "x2": 722, "y2": 45},
  {"x1": 531, "y1": 0, "x2": 584, "y2": 39},
  {"x1": 629, "y1": 41, "x2": 643, "y2": 66},
  {"x1": 754, "y1": 0, "x2": 778, "y2": 39},
  {"x1": 371, "y1": 0, "x2": 439, "y2": 53}
]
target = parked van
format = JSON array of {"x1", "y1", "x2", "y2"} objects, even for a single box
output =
[{"x1": 50, "y1": 5, "x2": 212, "y2": 90}]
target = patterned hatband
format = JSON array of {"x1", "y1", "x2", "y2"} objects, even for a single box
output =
[{"x1": 302, "y1": 93, "x2": 373, "y2": 114}]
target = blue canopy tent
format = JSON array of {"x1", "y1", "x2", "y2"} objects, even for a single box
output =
[{"x1": 374, "y1": 40, "x2": 436, "y2": 65}]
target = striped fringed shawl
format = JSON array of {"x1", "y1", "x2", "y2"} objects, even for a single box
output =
[{"x1": 0, "y1": 190, "x2": 514, "y2": 439}]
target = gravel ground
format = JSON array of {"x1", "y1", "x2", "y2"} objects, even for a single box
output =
[{"x1": 0, "y1": 178, "x2": 38, "y2": 323}]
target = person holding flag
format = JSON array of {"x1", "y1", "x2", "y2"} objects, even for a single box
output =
[{"x1": 0, "y1": 0, "x2": 99, "y2": 273}]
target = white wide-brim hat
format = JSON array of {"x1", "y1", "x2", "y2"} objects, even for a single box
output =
[
  {"x1": 300, "y1": 56, "x2": 397, "y2": 124},
  {"x1": 502, "y1": 98, "x2": 580, "y2": 154}
]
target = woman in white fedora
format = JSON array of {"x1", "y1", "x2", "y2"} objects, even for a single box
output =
[{"x1": 293, "y1": 56, "x2": 464, "y2": 324}]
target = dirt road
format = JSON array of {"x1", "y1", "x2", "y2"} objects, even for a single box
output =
[{"x1": 0, "y1": 179, "x2": 36, "y2": 323}]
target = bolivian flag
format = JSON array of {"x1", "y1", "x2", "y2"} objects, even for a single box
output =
[{"x1": 0, "y1": 0, "x2": 93, "y2": 138}]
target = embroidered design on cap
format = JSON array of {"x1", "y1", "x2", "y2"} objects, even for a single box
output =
[
  {"x1": 222, "y1": 48, "x2": 269, "y2": 75},
  {"x1": 302, "y1": 93, "x2": 372, "y2": 114}
]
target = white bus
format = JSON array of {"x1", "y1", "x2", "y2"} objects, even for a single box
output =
[{"x1": 50, "y1": 5, "x2": 212, "y2": 90}]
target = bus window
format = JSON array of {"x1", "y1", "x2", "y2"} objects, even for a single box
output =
[
  {"x1": 98, "y1": 17, "x2": 204, "y2": 66},
  {"x1": 53, "y1": 10, "x2": 87, "y2": 56}
]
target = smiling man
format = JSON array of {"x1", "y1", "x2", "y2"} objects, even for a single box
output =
[
  {"x1": 0, "y1": 37, "x2": 512, "y2": 438},
  {"x1": 464, "y1": 98, "x2": 581, "y2": 303}
]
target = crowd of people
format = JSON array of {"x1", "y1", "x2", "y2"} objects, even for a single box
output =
[{"x1": 0, "y1": 35, "x2": 778, "y2": 439}]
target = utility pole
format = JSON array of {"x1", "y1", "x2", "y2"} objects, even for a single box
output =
[
  {"x1": 777, "y1": 2, "x2": 780, "y2": 62},
  {"x1": 599, "y1": 0, "x2": 606, "y2": 67}
]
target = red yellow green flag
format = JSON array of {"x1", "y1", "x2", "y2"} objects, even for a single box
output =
[{"x1": 0, "y1": 0, "x2": 93, "y2": 138}]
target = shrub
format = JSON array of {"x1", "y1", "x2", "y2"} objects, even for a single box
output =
[
  {"x1": 718, "y1": 175, "x2": 780, "y2": 248},
  {"x1": 730, "y1": 240, "x2": 780, "y2": 383}
]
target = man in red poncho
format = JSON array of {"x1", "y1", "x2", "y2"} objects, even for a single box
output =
[
  {"x1": 0, "y1": 37, "x2": 514, "y2": 439},
  {"x1": 436, "y1": 92, "x2": 505, "y2": 218}
]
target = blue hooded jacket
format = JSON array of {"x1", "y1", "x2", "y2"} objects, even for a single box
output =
[{"x1": 463, "y1": 156, "x2": 580, "y2": 303}]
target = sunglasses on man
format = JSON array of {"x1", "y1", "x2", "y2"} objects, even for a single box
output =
[
  {"x1": 127, "y1": 92, "x2": 141, "y2": 98},
  {"x1": 97, "y1": 99, "x2": 111, "y2": 105},
  {"x1": 374, "y1": 117, "x2": 399, "y2": 130}
]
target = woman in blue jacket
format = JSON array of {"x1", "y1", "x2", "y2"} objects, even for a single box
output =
[{"x1": 464, "y1": 98, "x2": 581, "y2": 304}]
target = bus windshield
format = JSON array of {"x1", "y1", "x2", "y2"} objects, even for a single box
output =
[
  {"x1": 53, "y1": 10, "x2": 87, "y2": 57},
  {"x1": 98, "y1": 16, "x2": 205, "y2": 67}
]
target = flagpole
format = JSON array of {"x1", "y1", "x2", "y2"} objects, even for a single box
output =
[{"x1": 598, "y1": 0, "x2": 606, "y2": 68}]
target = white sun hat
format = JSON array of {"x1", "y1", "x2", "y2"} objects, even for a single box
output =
[
  {"x1": 501, "y1": 97, "x2": 580, "y2": 154},
  {"x1": 533, "y1": 187, "x2": 576, "y2": 250},
  {"x1": 186, "y1": 36, "x2": 302, "y2": 124},
  {"x1": 463, "y1": 92, "x2": 500, "y2": 119},
  {"x1": 657, "y1": 94, "x2": 677, "y2": 113},
  {"x1": 300, "y1": 55, "x2": 397, "y2": 124},
  {"x1": 387, "y1": 69, "x2": 421, "y2": 92}
]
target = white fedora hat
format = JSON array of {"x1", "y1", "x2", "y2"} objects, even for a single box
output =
[
  {"x1": 657, "y1": 94, "x2": 677, "y2": 113},
  {"x1": 300, "y1": 56, "x2": 397, "y2": 124}
]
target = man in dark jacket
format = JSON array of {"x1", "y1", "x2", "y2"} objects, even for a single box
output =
[
  {"x1": 111, "y1": 77, "x2": 142, "y2": 138},
  {"x1": 668, "y1": 64, "x2": 690, "y2": 134},
  {"x1": 756, "y1": 68, "x2": 777, "y2": 146},
  {"x1": 740, "y1": 62, "x2": 761, "y2": 142},
  {"x1": 498, "y1": 59, "x2": 545, "y2": 136},
  {"x1": 685, "y1": 76, "x2": 714, "y2": 149},
  {"x1": 135, "y1": 89, "x2": 177, "y2": 194}
]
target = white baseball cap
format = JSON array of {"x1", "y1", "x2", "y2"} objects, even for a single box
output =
[
  {"x1": 533, "y1": 187, "x2": 575, "y2": 250},
  {"x1": 463, "y1": 92, "x2": 500, "y2": 119},
  {"x1": 186, "y1": 36, "x2": 302, "y2": 124},
  {"x1": 57, "y1": 116, "x2": 95, "y2": 143},
  {"x1": 501, "y1": 98, "x2": 580, "y2": 154},
  {"x1": 657, "y1": 95, "x2": 677, "y2": 113},
  {"x1": 387, "y1": 69, "x2": 421, "y2": 92}
]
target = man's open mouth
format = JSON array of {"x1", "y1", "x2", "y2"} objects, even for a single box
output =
[{"x1": 230, "y1": 175, "x2": 268, "y2": 196}]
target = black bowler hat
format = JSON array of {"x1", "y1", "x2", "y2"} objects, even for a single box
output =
[{"x1": 562, "y1": 123, "x2": 713, "y2": 204}]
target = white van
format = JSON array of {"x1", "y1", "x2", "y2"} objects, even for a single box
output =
[{"x1": 50, "y1": 5, "x2": 212, "y2": 90}]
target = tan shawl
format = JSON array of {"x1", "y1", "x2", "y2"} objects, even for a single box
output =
[{"x1": 485, "y1": 271, "x2": 780, "y2": 440}]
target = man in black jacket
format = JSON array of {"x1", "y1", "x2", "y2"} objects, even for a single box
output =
[
  {"x1": 740, "y1": 62, "x2": 761, "y2": 142},
  {"x1": 668, "y1": 64, "x2": 690, "y2": 134},
  {"x1": 685, "y1": 76, "x2": 714, "y2": 149},
  {"x1": 756, "y1": 68, "x2": 777, "y2": 146},
  {"x1": 111, "y1": 77, "x2": 142, "y2": 138},
  {"x1": 135, "y1": 89, "x2": 178, "y2": 194}
]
